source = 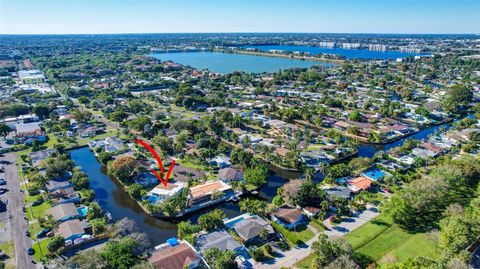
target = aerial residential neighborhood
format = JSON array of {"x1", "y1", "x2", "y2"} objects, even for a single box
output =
[{"x1": 1, "y1": 1, "x2": 480, "y2": 269}]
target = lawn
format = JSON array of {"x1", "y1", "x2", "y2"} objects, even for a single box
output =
[
  {"x1": 32, "y1": 238, "x2": 50, "y2": 262},
  {"x1": 271, "y1": 221, "x2": 314, "y2": 246},
  {"x1": 0, "y1": 241, "x2": 15, "y2": 269},
  {"x1": 345, "y1": 215, "x2": 440, "y2": 266},
  {"x1": 308, "y1": 217, "x2": 326, "y2": 232},
  {"x1": 24, "y1": 194, "x2": 52, "y2": 221}
]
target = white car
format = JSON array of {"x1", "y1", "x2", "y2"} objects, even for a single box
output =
[
  {"x1": 73, "y1": 238, "x2": 86, "y2": 245},
  {"x1": 81, "y1": 234, "x2": 92, "y2": 240},
  {"x1": 235, "y1": 255, "x2": 246, "y2": 266},
  {"x1": 64, "y1": 240, "x2": 73, "y2": 247}
]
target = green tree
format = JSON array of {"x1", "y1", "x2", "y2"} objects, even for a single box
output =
[
  {"x1": 245, "y1": 164, "x2": 268, "y2": 187},
  {"x1": 197, "y1": 209, "x2": 226, "y2": 231},
  {"x1": 87, "y1": 202, "x2": 103, "y2": 220},
  {"x1": 47, "y1": 236, "x2": 65, "y2": 253},
  {"x1": 101, "y1": 237, "x2": 139, "y2": 269}
]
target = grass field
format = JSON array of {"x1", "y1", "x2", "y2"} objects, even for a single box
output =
[
  {"x1": 295, "y1": 214, "x2": 440, "y2": 268},
  {"x1": 32, "y1": 238, "x2": 50, "y2": 262},
  {"x1": 345, "y1": 215, "x2": 440, "y2": 266},
  {"x1": 0, "y1": 241, "x2": 15, "y2": 269},
  {"x1": 271, "y1": 221, "x2": 315, "y2": 246}
]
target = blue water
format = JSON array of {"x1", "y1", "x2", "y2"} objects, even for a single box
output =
[
  {"x1": 150, "y1": 52, "x2": 333, "y2": 74},
  {"x1": 357, "y1": 122, "x2": 451, "y2": 158},
  {"x1": 243, "y1": 45, "x2": 424, "y2": 60},
  {"x1": 77, "y1": 206, "x2": 88, "y2": 216}
]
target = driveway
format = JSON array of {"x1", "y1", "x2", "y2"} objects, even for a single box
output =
[
  {"x1": 2, "y1": 152, "x2": 36, "y2": 269},
  {"x1": 323, "y1": 205, "x2": 380, "y2": 237}
]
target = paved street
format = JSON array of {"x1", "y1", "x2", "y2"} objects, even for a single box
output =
[
  {"x1": 323, "y1": 205, "x2": 380, "y2": 237},
  {"x1": 2, "y1": 152, "x2": 36, "y2": 269}
]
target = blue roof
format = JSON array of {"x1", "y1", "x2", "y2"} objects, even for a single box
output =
[{"x1": 361, "y1": 168, "x2": 385, "y2": 181}]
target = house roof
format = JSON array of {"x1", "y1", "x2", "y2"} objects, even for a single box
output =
[
  {"x1": 148, "y1": 242, "x2": 200, "y2": 269},
  {"x1": 47, "y1": 203, "x2": 78, "y2": 221},
  {"x1": 272, "y1": 205, "x2": 303, "y2": 225},
  {"x1": 274, "y1": 147, "x2": 291, "y2": 157},
  {"x1": 57, "y1": 219, "x2": 85, "y2": 239},
  {"x1": 218, "y1": 168, "x2": 244, "y2": 181},
  {"x1": 348, "y1": 177, "x2": 373, "y2": 190},
  {"x1": 325, "y1": 186, "x2": 352, "y2": 199},
  {"x1": 233, "y1": 215, "x2": 274, "y2": 241},
  {"x1": 189, "y1": 181, "x2": 231, "y2": 200},
  {"x1": 196, "y1": 230, "x2": 242, "y2": 252}
]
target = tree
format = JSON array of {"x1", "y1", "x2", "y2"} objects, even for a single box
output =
[
  {"x1": 87, "y1": 202, "x2": 103, "y2": 220},
  {"x1": 348, "y1": 110, "x2": 362, "y2": 122},
  {"x1": 294, "y1": 181, "x2": 326, "y2": 207},
  {"x1": 244, "y1": 164, "x2": 268, "y2": 187},
  {"x1": 127, "y1": 183, "x2": 143, "y2": 199},
  {"x1": 250, "y1": 247, "x2": 265, "y2": 261},
  {"x1": 115, "y1": 218, "x2": 139, "y2": 237},
  {"x1": 91, "y1": 218, "x2": 107, "y2": 234},
  {"x1": 98, "y1": 151, "x2": 112, "y2": 165},
  {"x1": 72, "y1": 171, "x2": 90, "y2": 190},
  {"x1": 198, "y1": 209, "x2": 226, "y2": 231},
  {"x1": 177, "y1": 221, "x2": 201, "y2": 244},
  {"x1": 101, "y1": 237, "x2": 139, "y2": 269},
  {"x1": 0, "y1": 123, "x2": 10, "y2": 135},
  {"x1": 127, "y1": 116, "x2": 151, "y2": 132},
  {"x1": 304, "y1": 167, "x2": 315, "y2": 181},
  {"x1": 33, "y1": 104, "x2": 50, "y2": 119},
  {"x1": 324, "y1": 254, "x2": 360, "y2": 269},
  {"x1": 47, "y1": 236, "x2": 65, "y2": 253},
  {"x1": 239, "y1": 198, "x2": 269, "y2": 217},
  {"x1": 68, "y1": 249, "x2": 107, "y2": 269},
  {"x1": 203, "y1": 248, "x2": 237, "y2": 269},
  {"x1": 45, "y1": 157, "x2": 74, "y2": 180},
  {"x1": 152, "y1": 134, "x2": 173, "y2": 156},
  {"x1": 108, "y1": 156, "x2": 141, "y2": 183}
]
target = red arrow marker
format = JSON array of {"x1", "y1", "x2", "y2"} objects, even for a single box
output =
[{"x1": 134, "y1": 139, "x2": 175, "y2": 186}]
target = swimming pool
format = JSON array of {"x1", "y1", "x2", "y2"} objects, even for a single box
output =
[{"x1": 77, "y1": 206, "x2": 88, "y2": 217}]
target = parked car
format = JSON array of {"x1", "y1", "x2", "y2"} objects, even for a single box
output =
[
  {"x1": 26, "y1": 248, "x2": 35, "y2": 255},
  {"x1": 0, "y1": 188, "x2": 7, "y2": 194},
  {"x1": 46, "y1": 231, "x2": 54, "y2": 237},
  {"x1": 73, "y1": 238, "x2": 86, "y2": 245},
  {"x1": 64, "y1": 240, "x2": 73, "y2": 247},
  {"x1": 36, "y1": 228, "x2": 51, "y2": 238},
  {"x1": 0, "y1": 179, "x2": 6, "y2": 185}
]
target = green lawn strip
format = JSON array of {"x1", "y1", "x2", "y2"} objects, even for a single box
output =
[
  {"x1": 308, "y1": 217, "x2": 326, "y2": 232},
  {"x1": 24, "y1": 195, "x2": 52, "y2": 221},
  {"x1": 32, "y1": 238, "x2": 50, "y2": 262},
  {"x1": 271, "y1": 221, "x2": 314, "y2": 246},
  {"x1": 295, "y1": 253, "x2": 314, "y2": 269},
  {"x1": 0, "y1": 241, "x2": 15, "y2": 269}
]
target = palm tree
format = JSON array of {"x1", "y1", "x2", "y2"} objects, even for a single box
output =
[
  {"x1": 319, "y1": 162, "x2": 330, "y2": 177},
  {"x1": 304, "y1": 167, "x2": 315, "y2": 181}
]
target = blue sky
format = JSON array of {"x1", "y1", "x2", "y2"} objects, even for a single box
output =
[{"x1": 0, "y1": 0, "x2": 479, "y2": 34}]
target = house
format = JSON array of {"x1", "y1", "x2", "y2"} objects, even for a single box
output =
[
  {"x1": 271, "y1": 205, "x2": 306, "y2": 230},
  {"x1": 1, "y1": 114, "x2": 39, "y2": 129},
  {"x1": 302, "y1": 206, "x2": 322, "y2": 218},
  {"x1": 392, "y1": 155, "x2": 416, "y2": 165},
  {"x1": 47, "y1": 203, "x2": 80, "y2": 222},
  {"x1": 324, "y1": 186, "x2": 353, "y2": 200},
  {"x1": 275, "y1": 147, "x2": 292, "y2": 158},
  {"x1": 419, "y1": 142, "x2": 443, "y2": 155},
  {"x1": 148, "y1": 239, "x2": 202, "y2": 269},
  {"x1": 50, "y1": 187, "x2": 81, "y2": 204},
  {"x1": 29, "y1": 149, "x2": 57, "y2": 167},
  {"x1": 148, "y1": 182, "x2": 185, "y2": 201},
  {"x1": 187, "y1": 181, "x2": 232, "y2": 207},
  {"x1": 46, "y1": 179, "x2": 71, "y2": 192},
  {"x1": 57, "y1": 219, "x2": 86, "y2": 241},
  {"x1": 411, "y1": 148, "x2": 437, "y2": 158},
  {"x1": 196, "y1": 230, "x2": 244, "y2": 254},
  {"x1": 18, "y1": 70, "x2": 45, "y2": 84},
  {"x1": 226, "y1": 214, "x2": 275, "y2": 245},
  {"x1": 347, "y1": 177, "x2": 374, "y2": 192},
  {"x1": 208, "y1": 156, "x2": 231, "y2": 168},
  {"x1": 218, "y1": 168, "x2": 244, "y2": 182}
]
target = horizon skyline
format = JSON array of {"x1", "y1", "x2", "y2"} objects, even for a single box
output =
[{"x1": 1, "y1": 0, "x2": 479, "y2": 35}]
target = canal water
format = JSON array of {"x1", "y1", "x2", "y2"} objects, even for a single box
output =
[{"x1": 69, "y1": 118, "x2": 455, "y2": 245}]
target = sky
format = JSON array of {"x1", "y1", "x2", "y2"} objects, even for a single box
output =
[{"x1": 0, "y1": 0, "x2": 479, "y2": 35}]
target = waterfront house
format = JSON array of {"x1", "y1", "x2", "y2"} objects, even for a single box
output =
[
  {"x1": 47, "y1": 203, "x2": 81, "y2": 222},
  {"x1": 148, "y1": 182, "x2": 185, "y2": 201},
  {"x1": 187, "y1": 180, "x2": 232, "y2": 207},
  {"x1": 46, "y1": 179, "x2": 71, "y2": 192},
  {"x1": 302, "y1": 206, "x2": 322, "y2": 218},
  {"x1": 135, "y1": 172, "x2": 159, "y2": 187},
  {"x1": 392, "y1": 154, "x2": 416, "y2": 166},
  {"x1": 271, "y1": 205, "x2": 306, "y2": 230},
  {"x1": 411, "y1": 148, "x2": 437, "y2": 158},
  {"x1": 196, "y1": 230, "x2": 244, "y2": 254},
  {"x1": 347, "y1": 177, "x2": 374, "y2": 192},
  {"x1": 50, "y1": 187, "x2": 81, "y2": 205},
  {"x1": 226, "y1": 214, "x2": 275, "y2": 246},
  {"x1": 148, "y1": 239, "x2": 203, "y2": 269},
  {"x1": 218, "y1": 167, "x2": 244, "y2": 182},
  {"x1": 57, "y1": 219, "x2": 86, "y2": 241}
]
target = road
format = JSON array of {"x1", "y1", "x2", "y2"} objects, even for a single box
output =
[
  {"x1": 255, "y1": 206, "x2": 380, "y2": 269},
  {"x1": 2, "y1": 152, "x2": 36, "y2": 269}
]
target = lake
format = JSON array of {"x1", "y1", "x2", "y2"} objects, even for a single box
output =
[
  {"x1": 243, "y1": 45, "x2": 424, "y2": 60},
  {"x1": 150, "y1": 52, "x2": 333, "y2": 74}
]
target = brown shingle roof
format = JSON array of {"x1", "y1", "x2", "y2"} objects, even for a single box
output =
[
  {"x1": 47, "y1": 203, "x2": 78, "y2": 221},
  {"x1": 272, "y1": 206, "x2": 303, "y2": 225},
  {"x1": 148, "y1": 242, "x2": 200, "y2": 269}
]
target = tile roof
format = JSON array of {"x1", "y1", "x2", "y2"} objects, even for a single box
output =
[
  {"x1": 148, "y1": 242, "x2": 201, "y2": 269},
  {"x1": 272, "y1": 205, "x2": 303, "y2": 225},
  {"x1": 47, "y1": 203, "x2": 78, "y2": 221}
]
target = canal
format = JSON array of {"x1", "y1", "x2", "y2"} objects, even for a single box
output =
[{"x1": 69, "y1": 118, "x2": 457, "y2": 245}]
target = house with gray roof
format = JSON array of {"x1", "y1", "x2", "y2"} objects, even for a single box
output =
[
  {"x1": 196, "y1": 230, "x2": 243, "y2": 254},
  {"x1": 226, "y1": 214, "x2": 275, "y2": 245}
]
